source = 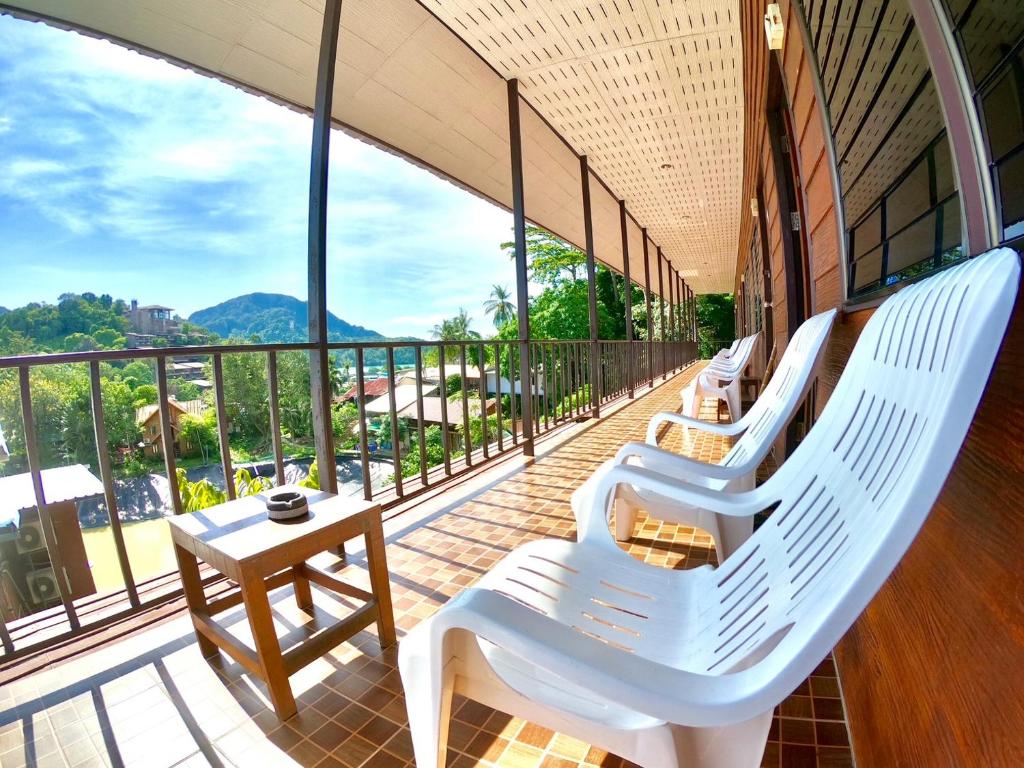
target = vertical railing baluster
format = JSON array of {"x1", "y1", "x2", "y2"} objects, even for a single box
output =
[
  {"x1": 414, "y1": 346, "x2": 428, "y2": 487},
  {"x1": 459, "y1": 344, "x2": 472, "y2": 467},
  {"x1": 494, "y1": 343, "x2": 504, "y2": 453},
  {"x1": 212, "y1": 354, "x2": 235, "y2": 500},
  {"x1": 477, "y1": 344, "x2": 489, "y2": 459},
  {"x1": 509, "y1": 343, "x2": 518, "y2": 446},
  {"x1": 386, "y1": 347, "x2": 403, "y2": 497},
  {"x1": 267, "y1": 352, "x2": 286, "y2": 486},
  {"x1": 156, "y1": 358, "x2": 183, "y2": 514},
  {"x1": 18, "y1": 366, "x2": 80, "y2": 629},
  {"x1": 541, "y1": 344, "x2": 550, "y2": 431},
  {"x1": 355, "y1": 347, "x2": 373, "y2": 500},
  {"x1": 438, "y1": 345, "x2": 452, "y2": 475},
  {"x1": 89, "y1": 360, "x2": 138, "y2": 608}
]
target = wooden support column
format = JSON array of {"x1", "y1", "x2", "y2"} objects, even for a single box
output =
[
  {"x1": 642, "y1": 230, "x2": 654, "y2": 388},
  {"x1": 307, "y1": 0, "x2": 342, "y2": 496},
  {"x1": 581, "y1": 156, "x2": 601, "y2": 417},
  {"x1": 507, "y1": 79, "x2": 535, "y2": 455},
  {"x1": 619, "y1": 201, "x2": 634, "y2": 398},
  {"x1": 657, "y1": 248, "x2": 667, "y2": 379}
]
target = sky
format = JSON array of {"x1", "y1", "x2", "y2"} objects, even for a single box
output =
[{"x1": 0, "y1": 14, "x2": 527, "y2": 339}]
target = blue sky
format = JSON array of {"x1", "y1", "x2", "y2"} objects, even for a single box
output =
[{"x1": 0, "y1": 14, "x2": 525, "y2": 339}]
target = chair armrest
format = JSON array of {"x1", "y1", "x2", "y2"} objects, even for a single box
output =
[
  {"x1": 613, "y1": 441, "x2": 753, "y2": 481},
  {"x1": 428, "y1": 587, "x2": 771, "y2": 727},
  {"x1": 591, "y1": 464, "x2": 769, "y2": 520},
  {"x1": 646, "y1": 411, "x2": 746, "y2": 444}
]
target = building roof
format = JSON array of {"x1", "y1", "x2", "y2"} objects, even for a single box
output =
[
  {"x1": 3, "y1": 0, "x2": 739, "y2": 292},
  {"x1": 0, "y1": 464, "x2": 105, "y2": 524},
  {"x1": 135, "y1": 399, "x2": 189, "y2": 424},
  {"x1": 137, "y1": 304, "x2": 174, "y2": 311},
  {"x1": 398, "y1": 396, "x2": 495, "y2": 425},
  {"x1": 337, "y1": 378, "x2": 392, "y2": 403},
  {"x1": 364, "y1": 384, "x2": 438, "y2": 416}
]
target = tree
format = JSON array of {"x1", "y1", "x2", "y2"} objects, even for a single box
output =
[
  {"x1": 483, "y1": 284, "x2": 515, "y2": 329},
  {"x1": 431, "y1": 309, "x2": 481, "y2": 363},
  {"x1": 132, "y1": 385, "x2": 158, "y2": 408},
  {"x1": 179, "y1": 411, "x2": 218, "y2": 464},
  {"x1": 696, "y1": 294, "x2": 736, "y2": 359},
  {"x1": 332, "y1": 402, "x2": 360, "y2": 449},
  {"x1": 502, "y1": 225, "x2": 585, "y2": 285}
]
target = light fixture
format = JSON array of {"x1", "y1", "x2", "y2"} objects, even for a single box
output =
[
  {"x1": 764, "y1": 3, "x2": 784, "y2": 50},
  {"x1": 750, "y1": 198, "x2": 759, "y2": 218},
  {"x1": 660, "y1": 163, "x2": 673, "y2": 170}
]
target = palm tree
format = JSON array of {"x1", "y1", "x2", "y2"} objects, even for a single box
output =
[
  {"x1": 431, "y1": 308, "x2": 481, "y2": 341},
  {"x1": 483, "y1": 284, "x2": 515, "y2": 329}
]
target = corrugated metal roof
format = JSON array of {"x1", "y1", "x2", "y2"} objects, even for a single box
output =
[{"x1": 0, "y1": 464, "x2": 105, "y2": 524}]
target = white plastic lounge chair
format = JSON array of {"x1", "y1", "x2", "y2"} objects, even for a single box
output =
[
  {"x1": 713, "y1": 338, "x2": 741, "y2": 361},
  {"x1": 571, "y1": 308, "x2": 837, "y2": 560},
  {"x1": 398, "y1": 248, "x2": 1019, "y2": 768},
  {"x1": 681, "y1": 332, "x2": 759, "y2": 422}
]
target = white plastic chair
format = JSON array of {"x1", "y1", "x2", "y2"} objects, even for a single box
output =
[
  {"x1": 713, "y1": 338, "x2": 741, "y2": 361},
  {"x1": 571, "y1": 309, "x2": 837, "y2": 560},
  {"x1": 398, "y1": 248, "x2": 1019, "y2": 768},
  {"x1": 682, "y1": 333, "x2": 759, "y2": 422}
]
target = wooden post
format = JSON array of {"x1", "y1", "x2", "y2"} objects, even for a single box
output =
[
  {"x1": 507, "y1": 79, "x2": 535, "y2": 456},
  {"x1": 619, "y1": 201, "x2": 634, "y2": 398},
  {"x1": 581, "y1": 156, "x2": 601, "y2": 417},
  {"x1": 307, "y1": 0, "x2": 342, "y2": 495},
  {"x1": 657, "y1": 248, "x2": 667, "y2": 379},
  {"x1": 642, "y1": 231, "x2": 654, "y2": 388}
]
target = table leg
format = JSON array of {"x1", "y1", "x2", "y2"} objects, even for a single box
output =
[
  {"x1": 239, "y1": 570, "x2": 296, "y2": 719},
  {"x1": 173, "y1": 543, "x2": 218, "y2": 658},
  {"x1": 363, "y1": 515, "x2": 396, "y2": 648},
  {"x1": 292, "y1": 564, "x2": 313, "y2": 611}
]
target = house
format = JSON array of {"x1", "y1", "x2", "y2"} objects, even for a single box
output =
[
  {"x1": 135, "y1": 398, "x2": 205, "y2": 458},
  {"x1": 397, "y1": 396, "x2": 498, "y2": 453},
  {"x1": 335, "y1": 377, "x2": 392, "y2": 406},
  {"x1": 124, "y1": 300, "x2": 181, "y2": 338}
]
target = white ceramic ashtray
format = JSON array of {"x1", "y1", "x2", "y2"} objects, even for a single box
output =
[{"x1": 264, "y1": 488, "x2": 309, "y2": 521}]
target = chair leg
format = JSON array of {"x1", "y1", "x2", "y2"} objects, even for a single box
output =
[
  {"x1": 398, "y1": 631, "x2": 454, "y2": 768},
  {"x1": 614, "y1": 495, "x2": 641, "y2": 542},
  {"x1": 715, "y1": 515, "x2": 755, "y2": 562},
  {"x1": 725, "y1": 382, "x2": 742, "y2": 422}
]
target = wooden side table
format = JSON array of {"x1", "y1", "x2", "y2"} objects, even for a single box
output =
[{"x1": 167, "y1": 488, "x2": 396, "y2": 719}]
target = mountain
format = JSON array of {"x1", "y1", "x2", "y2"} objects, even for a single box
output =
[
  {"x1": 189, "y1": 293, "x2": 384, "y2": 343},
  {"x1": 0, "y1": 307, "x2": 8, "y2": 316}
]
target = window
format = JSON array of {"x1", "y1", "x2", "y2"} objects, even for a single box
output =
[
  {"x1": 942, "y1": 0, "x2": 1024, "y2": 244},
  {"x1": 799, "y1": 0, "x2": 965, "y2": 299},
  {"x1": 848, "y1": 134, "x2": 963, "y2": 294}
]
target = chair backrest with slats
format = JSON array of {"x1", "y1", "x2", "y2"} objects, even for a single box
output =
[
  {"x1": 721, "y1": 309, "x2": 837, "y2": 470},
  {"x1": 698, "y1": 249, "x2": 1019, "y2": 705}
]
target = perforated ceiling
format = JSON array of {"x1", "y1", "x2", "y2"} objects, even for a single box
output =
[
  {"x1": 4, "y1": 0, "x2": 742, "y2": 293},
  {"x1": 423, "y1": 0, "x2": 744, "y2": 292}
]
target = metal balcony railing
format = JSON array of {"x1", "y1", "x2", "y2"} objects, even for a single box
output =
[{"x1": 0, "y1": 337, "x2": 696, "y2": 657}]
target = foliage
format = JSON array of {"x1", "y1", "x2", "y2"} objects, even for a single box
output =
[
  {"x1": 175, "y1": 466, "x2": 273, "y2": 513},
  {"x1": 397, "y1": 425, "x2": 447, "y2": 479},
  {"x1": 298, "y1": 460, "x2": 320, "y2": 490},
  {"x1": 179, "y1": 411, "x2": 218, "y2": 464},
  {"x1": 332, "y1": 402, "x2": 360, "y2": 449},
  {"x1": 132, "y1": 384, "x2": 158, "y2": 408},
  {"x1": 502, "y1": 225, "x2": 584, "y2": 285},
  {"x1": 0, "y1": 293, "x2": 129, "y2": 355},
  {"x1": 483, "y1": 284, "x2": 515, "y2": 329},
  {"x1": 214, "y1": 348, "x2": 270, "y2": 447},
  {"x1": 169, "y1": 379, "x2": 202, "y2": 401},
  {"x1": 696, "y1": 294, "x2": 736, "y2": 359}
]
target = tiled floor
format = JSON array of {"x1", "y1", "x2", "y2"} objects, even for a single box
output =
[{"x1": 0, "y1": 366, "x2": 852, "y2": 768}]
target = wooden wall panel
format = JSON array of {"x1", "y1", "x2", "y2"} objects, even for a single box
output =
[{"x1": 738, "y1": 2, "x2": 1024, "y2": 765}]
